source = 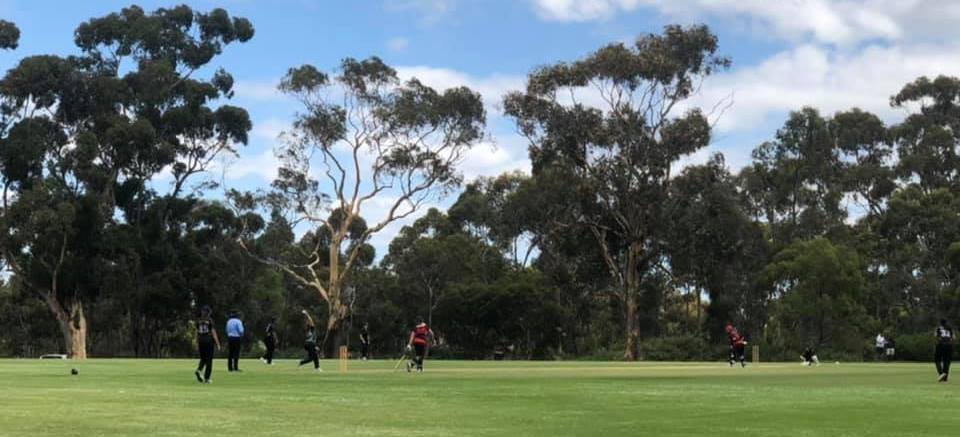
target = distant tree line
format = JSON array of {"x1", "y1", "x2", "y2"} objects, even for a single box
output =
[{"x1": 0, "y1": 6, "x2": 958, "y2": 362}]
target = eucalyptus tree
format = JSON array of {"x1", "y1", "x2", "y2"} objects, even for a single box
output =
[
  {"x1": 891, "y1": 76, "x2": 960, "y2": 191},
  {"x1": 739, "y1": 108, "x2": 849, "y2": 248},
  {"x1": 0, "y1": 6, "x2": 253, "y2": 358},
  {"x1": 503, "y1": 25, "x2": 729, "y2": 360},
  {"x1": 384, "y1": 207, "x2": 510, "y2": 327},
  {"x1": 830, "y1": 109, "x2": 893, "y2": 220},
  {"x1": 666, "y1": 155, "x2": 768, "y2": 335},
  {"x1": 0, "y1": 17, "x2": 18, "y2": 273},
  {"x1": 233, "y1": 57, "x2": 485, "y2": 353},
  {"x1": 875, "y1": 76, "x2": 960, "y2": 328},
  {"x1": 762, "y1": 238, "x2": 866, "y2": 351},
  {"x1": 447, "y1": 172, "x2": 535, "y2": 267},
  {"x1": 0, "y1": 19, "x2": 18, "y2": 50}
]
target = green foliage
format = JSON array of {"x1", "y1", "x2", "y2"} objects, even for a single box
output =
[
  {"x1": 0, "y1": 19, "x2": 19, "y2": 50},
  {"x1": 763, "y1": 238, "x2": 867, "y2": 351},
  {"x1": 1, "y1": 16, "x2": 960, "y2": 363},
  {"x1": 891, "y1": 333, "x2": 934, "y2": 362},
  {"x1": 0, "y1": 6, "x2": 254, "y2": 358},
  {"x1": 504, "y1": 24, "x2": 729, "y2": 360},
  {"x1": 667, "y1": 154, "x2": 770, "y2": 336}
]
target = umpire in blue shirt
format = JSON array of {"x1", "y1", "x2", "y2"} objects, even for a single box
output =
[{"x1": 226, "y1": 310, "x2": 245, "y2": 372}]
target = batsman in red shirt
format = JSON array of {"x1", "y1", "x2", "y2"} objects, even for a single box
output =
[
  {"x1": 407, "y1": 317, "x2": 435, "y2": 373},
  {"x1": 726, "y1": 323, "x2": 748, "y2": 368}
]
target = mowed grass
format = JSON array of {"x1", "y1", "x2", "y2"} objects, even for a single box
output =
[{"x1": 0, "y1": 358, "x2": 956, "y2": 436}]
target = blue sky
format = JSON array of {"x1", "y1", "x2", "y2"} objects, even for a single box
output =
[{"x1": 2, "y1": 0, "x2": 959, "y2": 254}]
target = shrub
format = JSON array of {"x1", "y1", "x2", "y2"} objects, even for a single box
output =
[{"x1": 890, "y1": 333, "x2": 933, "y2": 361}]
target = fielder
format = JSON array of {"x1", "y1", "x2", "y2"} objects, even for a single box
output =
[
  {"x1": 801, "y1": 346, "x2": 820, "y2": 366},
  {"x1": 936, "y1": 319, "x2": 954, "y2": 382},
  {"x1": 194, "y1": 305, "x2": 221, "y2": 384}
]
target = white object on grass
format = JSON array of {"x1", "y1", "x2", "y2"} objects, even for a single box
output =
[{"x1": 39, "y1": 354, "x2": 67, "y2": 360}]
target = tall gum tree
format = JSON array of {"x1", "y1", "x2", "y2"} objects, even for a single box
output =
[
  {"x1": 0, "y1": 6, "x2": 253, "y2": 359},
  {"x1": 877, "y1": 75, "x2": 960, "y2": 322},
  {"x1": 0, "y1": 17, "x2": 19, "y2": 272},
  {"x1": 232, "y1": 57, "x2": 485, "y2": 354},
  {"x1": 503, "y1": 25, "x2": 729, "y2": 360}
]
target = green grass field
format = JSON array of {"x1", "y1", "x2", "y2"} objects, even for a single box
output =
[{"x1": 0, "y1": 358, "x2": 955, "y2": 436}]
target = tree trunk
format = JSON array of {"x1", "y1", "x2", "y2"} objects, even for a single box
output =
[
  {"x1": 427, "y1": 284, "x2": 434, "y2": 327},
  {"x1": 696, "y1": 288, "x2": 702, "y2": 332},
  {"x1": 322, "y1": 297, "x2": 349, "y2": 357},
  {"x1": 44, "y1": 296, "x2": 88, "y2": 360},
  {"x1": 68, "y1": 316, "x2": 88, "y2": 360},
  {"x1": 321, "y1": 235, "x2": 349, "y2": 357},
  {"x1": 623, "y1": 290, "x2": 640, "y2": 360},
  {"x1": 622, "y1": 241, "x2": 643, "y2": 361}
]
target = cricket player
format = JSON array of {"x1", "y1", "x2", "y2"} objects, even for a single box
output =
[
  {"x1": 936, "y1": 319, "x2": 954, "y2": 382},
  {"x1": 875, "y1": 333, "x2": 886, "y2": 360},
  {"x1": 261, "y1": 316, "x2": 277, "y2": 365},
  {"x1": 406, "y1": 317, "x2": 434, "y2": 373},
  {"x1": 298, "y1": 310, "x2": 322, "y2": 372},
  {"x1": 725, "y1": 323, "x2": 747, "y2": 367},
  {"x1": 360, "y1": 322, "x2": 371, "y2": 360},
  {"x1": 801, "y1": 346, "x2": 820, "y2": 366},
  {"x1": 195, "y1": 305, "x2": 221, "y2": 384}
]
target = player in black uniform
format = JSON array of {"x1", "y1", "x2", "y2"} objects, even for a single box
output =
[
  {"x1": 298, "y1": 310, "x2": 322, "y2": 372},
  {"x1": 195, "y1": 305, "x2": 221, "y2": 384},
  {"x1": 261, "y1": 316, "x2": 277, "y2": 365},
  {"x1": 936, "y1": 319, "x2": 954, "y2": 382},
  {"x1": 360, "y1": 322, "x2": 371, "y2": 360},
  {"x1": 801, "y1": 346, "x2": 819, "y2": 366}
]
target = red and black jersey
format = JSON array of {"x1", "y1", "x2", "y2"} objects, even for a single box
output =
[
  {"x1": 726, "y1": 325, "x2": 746, "y2": 347},
  {"x1": 412, "y1": 324, "x2": 430, "y2": 346}
]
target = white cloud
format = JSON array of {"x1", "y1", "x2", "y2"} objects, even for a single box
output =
[
  {"x1": 215, "y1": 149, "x2": 282, "y2": 182},
  {"x1": 233, "y1": 79, "x2": 284, "y2": 101},
  {"x1": 460, "y1": 139, "x2": 530, "y2": 182},
  {"x1": 531, "y1": 0, "x2": 960, "y2": 46},
  {"x1": 252, "y1": 117, "x2": 289, "y2": 143},
  {"x1": 686, "y1": 43, "x2": 960, "y2": 134},
  {"x1": 527, "y1": 1, "x2": 960, "y2": 174},
  {"x1": 149, "y1": 147, "x2": 281, "y2": 192},
  {"x1": 532, "y1": 0, "x2": 642, "y2": 22},
  {"x1": 394, "y1": 66, "x2": 532, "y2": 179},
  {"x1": 384, "y1": 0, "x2": 457, "y2": 23},
  {"x1": 387, "y1": 37, "x2": 410, "y2": 52}
]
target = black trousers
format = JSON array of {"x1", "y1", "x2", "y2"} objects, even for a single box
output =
[
  {"x1": 299, "y1": 343, "x2": 319, "y2": 369},
  {"x1": 936, "y1": 343, "x2": 953, "y2": 377},
  {"x1": 730, "y1": 345, "x2": 746, "y2": 364},
  {"x1": 228, "y1": 337, "x2": 242, "y2": 371},
  {"x1": 197, "y1": 339, "x2": 214, "y2": 381},
  {"x1": 264, "y1": 338, "x2": 276, "y2": 364},
  {"x1": 361, "y1": 341, "x2": 369, "y2": 359},
  {"x1": 413, "y1": 344, "x2": 426, "y2": 368}
]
